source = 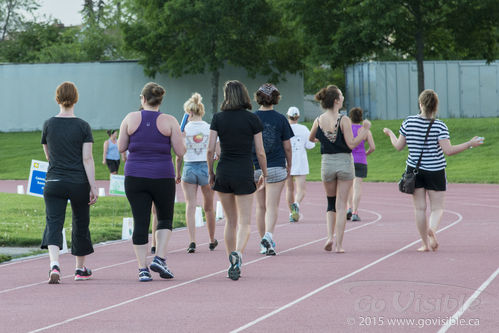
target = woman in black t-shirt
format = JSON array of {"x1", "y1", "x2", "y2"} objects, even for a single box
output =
[
  {"x1": 41, "y1": 82, "x2": 98, "y2": 284},
  {"x1": 207, "y1": 80, "x2": 267, "y2": 281}
]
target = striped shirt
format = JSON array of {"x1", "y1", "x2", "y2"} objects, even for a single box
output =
[{"x1": 399, "y1": 115, "x2": 450, "y2": 171}]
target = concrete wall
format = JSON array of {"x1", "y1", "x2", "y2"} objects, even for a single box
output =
[
  {"x1": 345, "y1": 60, "x2": 499, "y2": 120},
  {"x1": 0, "y1": 61, "x2": 304, "y2": 132}
]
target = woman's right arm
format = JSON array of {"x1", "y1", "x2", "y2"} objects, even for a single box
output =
[
  {"x1": 102, "y1": 140, "x2": 108, "y2": 164},
  {"x1": 439, "y1": 137, "x2": 484, "y2": 156},
  {"x1": 169, "y1": 118, "x2": 186, "y2": 158},
  {"x1": 207, "y1": 130, "x2": 218, "y2": 186},
  {"x1": 383, "y1": 128, "x2": 406, "y2": 151}
]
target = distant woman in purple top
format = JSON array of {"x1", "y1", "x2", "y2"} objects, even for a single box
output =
[
  {"x1": 118, "y1": 82, "x2": 186, "y2": 282},
  {"x1": 347, "y1": 107, "x2": 375, "y2": 222}
]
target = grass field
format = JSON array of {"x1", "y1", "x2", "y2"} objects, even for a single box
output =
[{"x1": 1, "y1": 118, "x2": 497, "y2": 183}]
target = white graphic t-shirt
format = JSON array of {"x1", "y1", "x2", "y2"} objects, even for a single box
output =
[
  {"x1": 184, "y1": 121, "x2": 210, "y2": 162},
  {"x1": 290, "y1": 123, "x2": 316, "y2": 175}
]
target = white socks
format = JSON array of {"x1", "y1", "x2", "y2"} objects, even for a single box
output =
[{"x1": 50, "y1": 261, "x2": 59, "y2": 269}]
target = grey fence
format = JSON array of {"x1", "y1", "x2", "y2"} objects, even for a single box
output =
[
  {"x1": 0, "y1": 61, "x2": 304, "y2": 132},
  {"x1": 345, "y1": 60, "x2": 499, "y2": 120}
]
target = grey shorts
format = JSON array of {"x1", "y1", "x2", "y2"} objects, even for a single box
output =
[
  {"x1": 321, "y1": 153, "x2": 354, "y2": 182},
  {"x1": 254, "y1": 167, "x2": 288, "y2": 184}
]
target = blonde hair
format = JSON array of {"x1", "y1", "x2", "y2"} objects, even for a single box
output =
[
  {"x1": 418, "y1": 89, "x2": 439, "y2": 118},
  {"x1": 55, "y1": 81, "x2": 78, "y2": 107},
  {"x1": 183, "y1": 93, "x2": 205, "y2": 117}
]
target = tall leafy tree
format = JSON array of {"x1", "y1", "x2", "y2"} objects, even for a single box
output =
[
  {"x1": 0, "y1": 0, "x2": 39, "y2": 40},
  {"x1": 123, "y1": 0, "x2": 303, "y2": 113},
  {"x1": 286, "y1": 0, "x2": 498, "y2": 94}
]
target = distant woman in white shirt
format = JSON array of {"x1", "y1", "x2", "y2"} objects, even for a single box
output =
[
  {"x1": 285, "y1": 106, "x2": 315, "y2": 222},
  {"x1": 176, "y1": 93, "x2": 218, "y2": 253}
]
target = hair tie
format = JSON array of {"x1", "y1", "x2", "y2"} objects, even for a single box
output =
[{"x1": 258, "y1": 84, "x2": 278, "y2": 97}]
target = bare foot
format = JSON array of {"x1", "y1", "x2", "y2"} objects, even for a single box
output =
[
  {"x1": 428, "y1": 229, "x2": 439, "y2": 251},
  {"x1": 417, "y1": 246, "x2": 430, "y2": 252},
  {"x1": 336, "y1": 247, "x2": 345, "y2": 253},
  {"x1": 324, "y1": 239, "x2": 333, "y2": 251}
]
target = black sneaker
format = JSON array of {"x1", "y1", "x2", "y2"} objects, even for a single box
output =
[
  {"x1": 151, "y1": 246, "x2": 156, "y2": 254},
  {"x1": 150, "y1": 256, "x2": 174, "y2": 279},
  {"x1": 346, "y1": 209, "x2": 352, "y2": 220},
  {"x1": 187, "y1": 242, "x2": 196, "y2": 253},
  {"x1": 48, "y1": 265, "x2": 60, "y2": 284},
  {"x1": 209, "y1": 239, "x2": 218, "y2": 251},
  {"x1": 228, "y1": 252, "x2": 241, "y2": 281},
  {"x1": 74, "y1": 267, "x2": 92, "y2": 281},
  {"x1": 138, "y1": 268, "x2": 152, "y2": 282}
]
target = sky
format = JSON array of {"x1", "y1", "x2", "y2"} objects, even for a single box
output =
[{"x1": 36, "y1": 0, "x2": 83, "y2": 26}]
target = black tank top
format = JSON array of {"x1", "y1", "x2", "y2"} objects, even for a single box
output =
[{"x1": 316, "y1": 116, "x2": 352, "y2": 154}]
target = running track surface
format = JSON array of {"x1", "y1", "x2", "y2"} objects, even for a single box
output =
[{"x1": 1, "y1": 182, "x2": 498, "y2": 333}]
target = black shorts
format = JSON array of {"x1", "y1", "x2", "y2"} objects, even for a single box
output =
[
  {"x1": 213, "y1": 175, "x2": 256, "y2": 195},
  {"x1": 106, "y1": 159, "x2": 120, "y2": 173},
  {"x1": 354, "y1": 163, "x2": 368, "y2": 178},
  {"x1": 407, "y1": 166, "x2": 447, "y2": 191}
]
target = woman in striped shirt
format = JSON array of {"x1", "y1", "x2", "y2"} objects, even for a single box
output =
[{"x1": 383, "y1": 89, "x2": 484, "y2": 251}]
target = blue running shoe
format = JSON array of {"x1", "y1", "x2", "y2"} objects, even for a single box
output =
[
  {"x1": 228, "y1": 252, "x2": 241, "y2": 281},
  {"x1": 138, "y1": 268, "x2": 152, "y2": 282},
  {"x1": 150, "y1": 256, "x2": 174, "y2": 279}
]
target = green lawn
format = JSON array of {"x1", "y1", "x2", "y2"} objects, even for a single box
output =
[{"x1": 1, "y1": 118, "x2": 497, "y2": 183}]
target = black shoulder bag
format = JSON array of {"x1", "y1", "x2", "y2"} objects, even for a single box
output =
[{"x1": 398, "y1": 119, "x2": 434, "y2": 194}]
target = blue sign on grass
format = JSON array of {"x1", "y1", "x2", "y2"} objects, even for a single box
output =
[{"x1": 27, "y1": 160, "x2": 48, "y2": 197}]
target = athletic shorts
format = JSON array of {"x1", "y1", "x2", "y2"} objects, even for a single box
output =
[
  {"x1": 254, "y1": 167, "x2": 288, "y2": 184},
  {"x1": 212, "y1": 175, "x2": 256, "y2": 195},
  {"x1": 182, "y1": 161, "x2": 209, "y2": 186},
  {"x1": 106, "y1": 159, "x2": 120, "y2": 173},
  {"x1": 354, "y1": 163, "x2": 368, "y2": 178},
  {"x1": 407, "y1": 166, "x2": 447, "y2": 191},
  {"x1": 321, "y1": 153, "x2": 354, "y2": 182}
]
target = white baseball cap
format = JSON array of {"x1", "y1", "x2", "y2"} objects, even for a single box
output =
[{"x1": 287, "y1": 106, "x2": 300, "y2": 117}]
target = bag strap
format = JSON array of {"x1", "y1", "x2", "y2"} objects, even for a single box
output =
[{"x1": 414, "y1": 119, "x2": 435, "y2": 171}]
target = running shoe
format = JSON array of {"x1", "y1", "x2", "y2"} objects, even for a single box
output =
[
  {"x1": 48, "y1": 265, "x2": 60, "y2": 284},
  {"x1": 138, "y1": 268, "x2": 152, "y2": 282},
  {"x1": 289, "y1": 214, "x2": 296, "y2": 223},
  {"x1": 209, "y1": 239, "x2": 218, "y2": 251},
  {"x1": 74, "y1": 267, "x2": 92, "y2": 281},
  {"x1": 260, "y1": 243, "x2": 267, "y2": 254},
  {"x1": 228, "y1": 252, "x2": 241, "y2": 281},
  {"x1": 261, "y1": 233, "x2": 276, "y2": 256},
  {"x1": 351, "y1": 214, "x2": 361, "y2": 222},
  {"x1": 290, "y1": 203, "x2": 300, "y2": 222},
  {"x1": 150, "y1": 256, "x2": 174, "y2": 279},
  {"x1": 346, "y1": 208, "x2": 352, "y2": 220},
  {"x1": 151, "y1": 246, "x2": 156, "y2": 254},
  {"x1": 187, "y1": 242, "x2": 196, "y2": 253}
]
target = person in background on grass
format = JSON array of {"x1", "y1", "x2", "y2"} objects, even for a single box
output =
[
  {"x1": 285, "y1": 106, "x2": 315, "y2": 223},
  {"x1": 207, "y1": 80, "x2": 267, "y2": 280},
  {"x1": 346, "y1": 107, "x2": 375, "y2": 222},
  {"x1": 118, "y1": 82, "x2": 186, "y2": 282},
  {"x1": 176, "y1": 92, "x2": 218, "y2": 253},
  {"x1": 102, "y1": 129, "x2": 122, "y2": 175},
  {"x1": 309, "y1": 85, "x2": 371, "y2": 253},
  {"x1": 383, "y1": 89, "x2": 484, "y2": 252},
  {"x1": 41, "y1": 81, "x2": 98, "y2": 284},
  {"x1": 253, "y1": 84, "x2": 293, "y2": 256}
]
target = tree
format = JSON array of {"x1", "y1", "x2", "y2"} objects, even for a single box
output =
[
  {"x1": 286, "y1": 0, "x2": 498, "y2": 94},
  {"x1": 122, "y1": 0, "x2": 304, "y2": 113},
  {"x1": 0, "y1": 0, "x2": 39, "y2": 40}
]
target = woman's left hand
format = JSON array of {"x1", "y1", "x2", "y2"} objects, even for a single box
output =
[
  {"x1": 88, "y1": 186, "x2": 98, "y2": 205},
  {"x1": 175, "y1": 175, "x2": 182, "y2": 184}
]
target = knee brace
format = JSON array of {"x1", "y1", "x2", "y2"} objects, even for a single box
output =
[{"x1": 327, "y1": 196, "x2": 336, "y2": 212}]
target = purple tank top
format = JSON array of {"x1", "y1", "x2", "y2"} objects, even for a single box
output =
[
  {"x1": 351, "y1": 124, "x2": 367, "y2": 165},
  {"x1": 124, "y1": 110, "x2": 175, "y2": 178}
]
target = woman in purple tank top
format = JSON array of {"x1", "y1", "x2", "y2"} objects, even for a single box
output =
[
  {"x1": 346, "y1": 107, "x2": 375, "y2": 222},
  {"x1": 118, "y1": 82, "x2": 186, "y2": 282}
]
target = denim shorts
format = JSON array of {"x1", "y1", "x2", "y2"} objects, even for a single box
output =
[{"x1": 182, "y1": 161, "x2": 209, "y2": 186}]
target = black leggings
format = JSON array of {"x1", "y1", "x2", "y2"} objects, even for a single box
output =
[
  {"x1": 41, "y1": 181, "x2": 94, "y2": 256},
  {"x1": 125, "y1": 176, "x2": 176, "y2": 245}
]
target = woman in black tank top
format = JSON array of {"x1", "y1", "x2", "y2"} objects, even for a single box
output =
[{"x1": 309, "y1": 85, "x2": 371, "y2": 253}]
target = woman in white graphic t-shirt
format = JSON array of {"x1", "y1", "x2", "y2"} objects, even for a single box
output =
[{"x1": 176, "y1": 93, "x2": 218, "y2": 253}]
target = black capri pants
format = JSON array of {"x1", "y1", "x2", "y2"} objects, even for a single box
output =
[
  {"x1": 41, "y1": 181, "x2": 94, "y2": 256},
  {"x1": 125, "y1": 176, "x2": 176, "y2": 245}
]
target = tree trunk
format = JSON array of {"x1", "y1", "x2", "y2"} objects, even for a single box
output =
[
  {"x1": 415, "y1": 6, "x2": 425, "y2": 94},
  {"x1": 211, "y1": 69, "x2": 220, "y2": 114},
  {"x1": 1, "y1": 0, "x2": 14, "y2": 41}
]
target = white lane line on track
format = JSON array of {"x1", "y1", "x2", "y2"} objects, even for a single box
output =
[
  {"x1": 437, "y1": 266, "x2": 499, "y2": 333},
  {"x1": 230, "y1": 210, "x2": 463, "y2": 333},
  {"x1": 27, "y1": 211, "x2": 383, "y2": 332}
]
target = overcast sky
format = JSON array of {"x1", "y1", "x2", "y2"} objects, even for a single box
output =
[{"x1": 36, "y1": 0, "x2": 83, "y2": 26}]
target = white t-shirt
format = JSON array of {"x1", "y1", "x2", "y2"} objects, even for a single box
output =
[
  {"x1": 289, "y1": 123, "x2": 315, "y2": 175},
  {"x1": 184, "y1": 121, "x2": 210, "y2": 162}
]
